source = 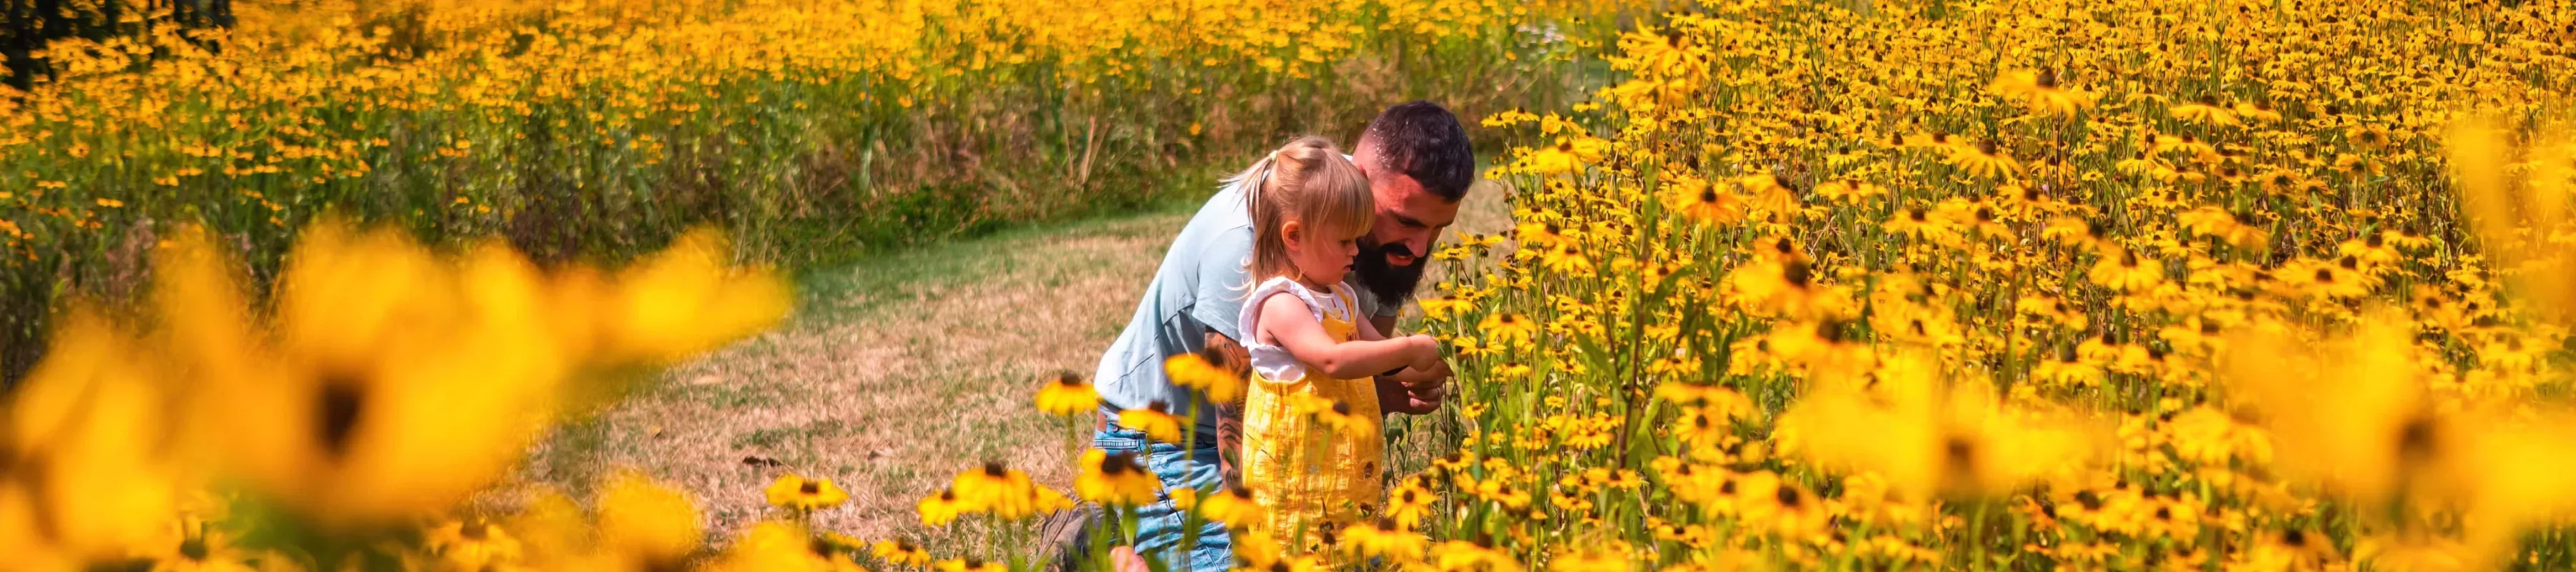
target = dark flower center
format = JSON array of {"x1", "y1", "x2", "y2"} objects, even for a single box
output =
[
  {"x1": 317, "y1": 378, "x2": 367, "y2": 460},
  {"x1": 2396, "y1": 415, "x2": 2439, "y2": 464},
  {"x1": 1783, "y1": 260, "x2": 1813, "y2": 287},
  {"x1": 800, "y1": 481, "x2": 821, "y2": 495},
  {"x1": 1101, "y1": 453, "x2": 1141, "y2": 475}
]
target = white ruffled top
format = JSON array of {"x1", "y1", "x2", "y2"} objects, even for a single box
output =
[{"x1": 1238, "y1": 276, "x2": 1360, "y2": 383}]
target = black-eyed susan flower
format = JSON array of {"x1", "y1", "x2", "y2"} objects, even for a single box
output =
[
  {"x1": 1165, "y1": 352, "x2": 1245, "y2": 405},
  {"x1": 948, "y1": 462, "x2": 1070, "y2": 520},
  {"x1": 597, "y1": 471, "x2": 703, "y2": 566},
  {"x1": 2170, "y1": 97, "x2": 2240, "y2": 127},
  {"x1": 1073, "y1": 450, "x2": 1160, "y2": 507},
  {"x1": 917, "y1": 488, "x2": 965, "y2": 528},
  {"x1": 1480, "y1": 313, "x2": 1539, "y2": 346},
  {"x1": 763, "y1": 474, "x2": 851, "y2": 512},
  {"x1": 424, "y1": 519, "x2": 525, "y2": 570},
  {"x1": 872, "y1": 538, "x2": 932, "y2": 568},
  {"x1": 1118, "y1": 401, "x2": 1186, "y2": 443},
  {"x1": 1418, "y1": 292, "x2": 1474, "y2": 321},
  {"x1": 1666, "y1": 176, "x2": 1747, "y2": 227},
  {"x1": 1946, "y1": 140, "x2": 2019, "y2": 179},
  {"x1": 1385, "y1": 480, "x2": 1435, "y2": 531},
  {"x1": 1989, "y1": 69, "x2": 2094, "y2": 116},
  {"x1": 1033, "y1": 371, "x2": 1099, "y2": 416},
  {"x1": 1197, "y1": 485, "x2": 1264, "y2": 529},
  {"x1": 933, "y1": 557, "x2": 1005, "y2": 572},
  {"x1": 2087, "y1": 247, "x2": 2165, "y2": 292},
  {"x1": 1342, "y1": 520, "x2": 1428, "y2": 561}
]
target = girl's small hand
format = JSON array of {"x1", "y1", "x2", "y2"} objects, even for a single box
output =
[{"x1": 1405, "y1": 335, "x2": 1445, "y2": 371}]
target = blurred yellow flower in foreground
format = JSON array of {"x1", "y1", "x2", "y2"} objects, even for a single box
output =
[
  {"x1": 1, "y1": 310, "x2": 183, "y2": 563},
  {"x1": 132, "y1": 221, "x2": 788, "y2": 528}
]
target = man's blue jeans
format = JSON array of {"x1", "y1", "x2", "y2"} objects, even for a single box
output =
[{"x1": 1095, "y1": 418, "x2": 1232, "y2": 571}]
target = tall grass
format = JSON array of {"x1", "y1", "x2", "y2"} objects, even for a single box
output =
[{"x1": 0, "y1": 0, "x2": 1636, "y2": 380}]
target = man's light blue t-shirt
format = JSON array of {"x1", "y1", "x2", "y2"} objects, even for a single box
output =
[{"x1": 1093, "y1": 185, "x2": 1397, "y2": 433}]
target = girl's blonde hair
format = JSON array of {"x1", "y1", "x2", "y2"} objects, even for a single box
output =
[{"x1": 1225, "y1": 136, "x2": 1374, "y2": 282}]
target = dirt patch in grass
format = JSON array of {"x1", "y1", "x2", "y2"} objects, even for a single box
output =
[{"x1": 519, "y1": 181, "x2": 1511, "y2": 547}]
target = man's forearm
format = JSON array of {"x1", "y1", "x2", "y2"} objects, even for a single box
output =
[{"x1": 1201, "y1": 334, "x2": 1253, "y2": 485}]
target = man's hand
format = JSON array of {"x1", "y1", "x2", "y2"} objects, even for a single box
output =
[
  {"x1": 1110, "y1": 547, "x2": 1150, "y2": 572},
  {"x1": 1202, "y1": 332, "x2": 1252, "y2": 485},
  {"x1": 1375, "y1": 359, "x2": 1451, "y2": 416}
]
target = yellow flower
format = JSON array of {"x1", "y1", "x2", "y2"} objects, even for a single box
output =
[
  {"x1": 1342, "y1": 520, "x2": 1427, "y2": 561},
  {"x1": 948, "y1": 462, "x2": 1070, "y2": 520},
  {"x1": 1385, "y1": 481, "x2": 1435, "y2": 531},
  {"x1": 154, "y1": 222, "x2": 603, "y2": 526},
  {"x1": 1663, "y1": 176, "x2": 1745, "y2": 227},
  {"x1": 1197, "y1": 485, "x2": 1265, "y2": 529},
  {"x1": 765, "y1": 474, "x2": 852, "y2": 512},
  {"x1": 4, "y1": 309, "x2": 183, "y2": 559},
  {"x1": 597, "y1": 471, "x2": 703, "y2": 566},
  {"x1": 2086, "y1": 247, "x2": 2164, "y2": 292},
  {"x1": 1549, "y1": 545, "x2": 1631, "y2": 572},
  {"x1": 934, "y1": 558, "x2": 1006, "y2": 572},
  {"x1": 1166, "y1": 352, "x2": 1246, "y2": 405},
  {"x1": 1118, "y1": 401, "x2": 1187, "y2": 443},
  {"x1": 917, "y1": 488, "x2": 965, "y2": 527},
  {"x1": 1074, "y1": 450, "x2": 1161, "y2": 507},
  {"x1": 710, "y1": 521, "x2": 866, "y2": 572},
  {"x1": 872, "y1": 538, "x2": 932, "y2": 568},
  {"x1": 598, "y1": 228, "x2": 794, "y2": 365},
  {"x1": 1234, "y1": 529, "x2": 1286, "y2": 568},
  {"x1": 1480, "y1": 313, "x2": 1539, "y2": 346},
  {"x1": 2169, "y1": 97, "x2": 2241, "y2": 127},
  {"x1": 1988, "y1": 69, "x2": 2094, "y2": 116},
  {"x1": 1418, "y1": 293, "x2": 1474, "y2": 321},
  {"x1": 425, "y1": 519, "x2": 526, "y2": 571},
  {"x1": 1033, "y1": 371, "x2": 1100, "y2": 416},
  {"x1": 1944, "y1": 139, "x2": 2019, "y2": 179}
]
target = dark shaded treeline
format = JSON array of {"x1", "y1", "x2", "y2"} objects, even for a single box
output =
[{"x1": 3, "y1": 0, "x2": 233, "y2": 91}]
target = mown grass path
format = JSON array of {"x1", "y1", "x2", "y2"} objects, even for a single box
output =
[{"x1": 527, "y1": 207, "x2": 1191, "y2": 541}]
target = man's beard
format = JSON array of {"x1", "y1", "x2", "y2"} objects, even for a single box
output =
[{"x1": 1353, "y1": 235, "x2": 1430, "y2": 305}]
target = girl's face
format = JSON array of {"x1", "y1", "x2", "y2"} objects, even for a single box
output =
[{"x1": 1283, "y1": 219, "x2": 1362, "y2": 287}]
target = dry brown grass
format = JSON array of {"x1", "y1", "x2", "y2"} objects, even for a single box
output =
[{"x1": 518, "y1": 181, "x2": 1510, "y2": 547}]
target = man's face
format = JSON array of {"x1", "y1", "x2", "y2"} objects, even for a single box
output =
[{"x1": 1352, "y1": 159, "x2": 1461, "y2": 303}]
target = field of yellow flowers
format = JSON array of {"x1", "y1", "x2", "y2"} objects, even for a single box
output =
[
  {"x1": 0, "y1": 0, "x2": 1608, "y2": 378},
  {"x1": 985, "y1": 2, "x2": 2576, "y2": 572},
  {"x1": 1405, "y1": 1, "x2": 2576, "y2": 571},
  {"x1": 19, "y1": 0, "x2": 2576, "y2": 571},
  {"x1": 0, "y1": 0, "x2": 1640, "y2": 570}
]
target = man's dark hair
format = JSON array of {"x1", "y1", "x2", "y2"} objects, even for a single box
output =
[{"x1": 1360, "y1": 101, "x2": 1476, "y2": 201}]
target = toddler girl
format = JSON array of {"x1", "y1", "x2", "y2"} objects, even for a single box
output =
[{"x1": 1230, "y1": 137, "x2": 1445, "y2": 545}]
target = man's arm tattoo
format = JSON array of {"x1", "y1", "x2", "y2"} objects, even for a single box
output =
[{"x1": 1204, "y1": 332, "x2": 1254, "y2": 485}]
